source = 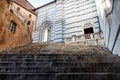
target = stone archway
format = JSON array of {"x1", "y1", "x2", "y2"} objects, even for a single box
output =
[
  {"x1": 83, "y1": 23, "x2": 94, "y2": 34},
  {"x1": 38, "y1": 21, "x2": 52, "y2": 43}
]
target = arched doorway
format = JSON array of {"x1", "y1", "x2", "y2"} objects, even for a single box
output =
[
  {"x1": 84, "y1": 23, "x2": 94, "y2": 34},
  {"x1": 83, "y1": 23, "x2": 94, "y2": 39},
  {"x1": 38, "y1": 21, "x2": 52, "y2": 43}
]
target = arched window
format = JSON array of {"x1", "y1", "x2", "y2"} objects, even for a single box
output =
[
  {"x1": 84, "y1": 23, "x2": 93, "y2": 28},
  {"x1": 84, "y1": 23, "x2": 94, "y2": 34},
  {"x1": 9, "y1": 20, "x2": 17, "y2": 33}
]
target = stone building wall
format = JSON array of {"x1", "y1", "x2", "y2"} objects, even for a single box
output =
[
  {"x1": 11, "y1": 0, "x2": 37, "y2": 32},
  {"x1": 95, "y1": 0, "x2": 120, "y2": 55},
  {"x1": 0, "y1": 0, "x2": 32, "y2": 50},
  {"x1": 33, "y1": 0, "x2": 104, "y2": 45},
  {"x1": 33, "y1": 1, "x2": 57, "y2": 43}
]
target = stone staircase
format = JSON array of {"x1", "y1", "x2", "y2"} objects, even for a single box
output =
[
  {"x1": 0, "y1": 53, "x2": 120, "y2": 80},
  {"x1": 0, "y1": 43, "x2": 120, "y2": 80}
]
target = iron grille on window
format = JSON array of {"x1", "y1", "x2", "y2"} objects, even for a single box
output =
[{"x1": 9, "y1": 21, "x2": 16, "y2": 33}]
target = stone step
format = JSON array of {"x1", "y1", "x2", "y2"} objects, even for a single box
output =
[
  {"x1": 0, "y1": 54, "x2": 110, "y2": 58},
  {"x1": 0, "y1": 73, "x2": 55, "y2": 80},
  {"x1": 0, "y1": 66, "x2": 120, "y2": 73},
  {"x1": 51, "y1": 62, "x2": 120, "y2": 67},
  {"x1": 0, "y1": 62, "x2": 120, "y2": 68},
  {"x1": 0, "y1": 54, "x2": 116, "y2": 63},
  {"x1": 55, "y1": 73, "x2": 120, "y2": 80},
  {"x1": 0, "y1": 73, "x2": 119, "y2": 80},
  {"x1": 0, "y1": 58, "x2": 110, "y2": 63},
  {"x1": 0, "y1": 62, "x2": 51, "y2": 67},
  {"x1": 0, "y1": 56, "x2": 107, "y2": 60},
  {"x1": 0, "y1": 55, "x2": 116, "y2": 63}
]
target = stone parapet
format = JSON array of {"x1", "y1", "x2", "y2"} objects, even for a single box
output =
[{"x1": 65, "y1": 32, "x2": 105, "y2": 46}]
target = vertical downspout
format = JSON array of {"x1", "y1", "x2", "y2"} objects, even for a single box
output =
[
  {"x1": 111, "y1": 24, "x2": 120, "y2": 53},
  {"x1": 97, "y1": 16, "x2": 102, "y2": 32},
  {"x1": 106, "y1": 0, "x2": 115, "y2": 49}
]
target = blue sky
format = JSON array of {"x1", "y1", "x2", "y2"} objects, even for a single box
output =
[{"x1": 28, "y1": 0, "x2": 53, "y2": 8}]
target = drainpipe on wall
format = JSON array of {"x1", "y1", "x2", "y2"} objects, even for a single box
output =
[
  {"x1": 111, "y1": 24, "x2": 120, "y2": 53},
  {"x1": 106, "y1": 0, "x2": 115, "y2": 49},
  {"x1": 97, "y1": 16, "x2": 102, "y2": 32}
]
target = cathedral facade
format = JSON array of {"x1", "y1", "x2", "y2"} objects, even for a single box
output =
[{"x1": 33, "y1": 0, "x2": 104, "y2": 45}]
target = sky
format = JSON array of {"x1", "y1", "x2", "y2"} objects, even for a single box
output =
[{"x1": 28, "y1": 0, "x2": 53, "y2": 8}]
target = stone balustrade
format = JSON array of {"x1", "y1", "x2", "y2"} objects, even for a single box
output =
[{"x1": 65, "y1": 32, "x2": 105, "y2": 46}]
